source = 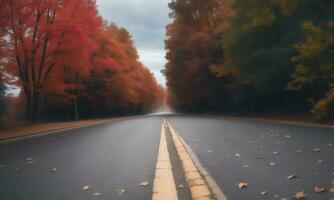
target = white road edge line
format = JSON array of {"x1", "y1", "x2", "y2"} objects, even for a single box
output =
[
  {"x1": 152, "y1": 122, "x2": 178, "y2": 200},
  {"x1": 165, "y1": 119, "x2": 228, "y2": 200}
]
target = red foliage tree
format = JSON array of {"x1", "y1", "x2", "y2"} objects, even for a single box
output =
[{"x1": 1, "y1": 0, "x2": 101, "y2": 120}]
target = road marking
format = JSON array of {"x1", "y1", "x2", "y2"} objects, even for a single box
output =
[
  {"x1": 165, "y1": 119, "x2": 228, "y2": 200},
  {"x1": 152, "y1": 123, "x2": 178, "y2": 200}
]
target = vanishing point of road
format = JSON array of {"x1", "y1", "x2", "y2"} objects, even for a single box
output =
[{"x1": 0, "y1": 114, "x2": 333, "y2": 200}]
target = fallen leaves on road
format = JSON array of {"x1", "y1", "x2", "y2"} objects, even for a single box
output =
[
  {"x1": 234, "y1": 153, "x2": 242, "y2": 158},
  {"x1": 51, "y1": 168, "x2": 58, "y2": 172},
  {"x1": 25, "y1": 157, "x2": 34, "y2": 164},
  {"x1": 273, "y1": 151, "x2": 279, "y2": 155},
  {"x1": 269, "y1": 162, "x2": 276, "y2": 166},
  {"x1": 139, "y1": 181, "x2": 149, "y2": 186},
  {"x1": 238, "y1": 181, "x2": 248, "y2": 189},
  {"x1": 260, "y1": 191, "x2": 268, "y2": 195},
  {"x1": 116, "y1": 189, "x2": 127, "y2": 195},
  {"x1": 82, "y1": 185, "x2": 90, "y2": 191},
  {"x1": 314, "y1": 186, "x2": 326, "y2": 193},
  {"x1": 313, "y1": 148, "x2": 321, "y2": 152},
  {"x1": 294, "y1": 191, "x2": 306, "y2": 199},
  {"x1": 280, "y1": 197, "x2": 290, "y2": 200},
  {"x1": 25, "y1": 157, "x2": 34, "y2": 162},
  {"x1": 93, "y1": 192, "x2": 101, "y2": 197},
  {"x1": 12, "y1": 167, "x2": 21, "y2": 172},
  {"x1": 286, "y1": 175, "x2": 297, "y2": 180},
  {"x1": 317, "y1": 160, "x2": 324, "y2": 164},
  {"x1": 207, "y1": 150, "x2": 212, "y2": 153}
]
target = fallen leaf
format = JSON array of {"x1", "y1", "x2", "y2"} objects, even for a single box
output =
[
  {"x1": 82, "y1": 185, "x2": 90, "y2": 191},
  {"x1": 294, "y1": 191, "x2": 306, "y2": 199},
  {"x1": 207, "y1": 150, "x2": 212, "y2": 153},
  {"x1": 12, "y1": 168, "x2": 21, "y2": 172},
  {"x1": 285, "y1": 135, "x2": 291, "y2": 138},
  {"x1": 26, "y1": 161, "x2": 34, "y2": 165},
  {"x1": 25, "y1": 157, "x2": 34, "y2": 162},
  {"x1": 330, "y1": 187, "x2": 334, "y2": 193},
  {"x1": 260, "y1": 191, "x2": 268, "y2": 195},
  {"x1": 313, "y1": 148, "x2": 321, "y2": 152},
  {"x1": 273, "y1": 151, "x2": 279, "y2": 155},
  {"x1": 280, "y1": 198, "x2": 290, "y2": 200},
  {"x1": 235, "y1": 153, "x2": 242, "y2": 157},
  {"x1": 287, "y1": 175, "x2": 297, "y2": 180},
  {"x1": 238, "y1": 181, "x2": 248, "y2": 189},
  {"x1": 93, "y1": 192, "x2": 101, "y2": 197},
  {"x1": 51, "y1": 168, "x2": 58, "y2": 172},
  {"x1": 314, "y1": 186, "x2": 325, "y2": 193},
  {"x1": 317, "y1": 160, "x2": 324, "y2": 164},
  {"x1": 269, "y1": 162, "x2": 276, "y2": 166},
  {"x1": 139, "y1": 181, "x2": 149, "y2": 186},
  {"x1": 178, "y1": 184, "x2": 184, "y2": 189},
  {"x1": 326, "y1": 143, "x2": 332, "y2": 147},
  {"x1": 116, "y1": 189, "x2": 127, "y2": 195}
]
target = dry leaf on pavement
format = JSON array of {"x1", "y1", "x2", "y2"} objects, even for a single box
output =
[
  {"x1": 234, "y1": 153, "x2": 242, "y2": 157},
  {"x1": 294, "y1": 191, "x2": 306, "y2": 199},
  {"x1": 286, "y1": 175, "x2": 297, "y2": 180},
  {"x1": 82, "y1": 185, "x2": 90, "y2": 191},
  {"x1": 313, "y1": 148, "x2": 321, "y2": 152},
  {"x1": 12, "y1": 168, "x2": 21, "y2": 172},
  {"x1": 260, "y1": 191, "x2": 268, "y2": 195},
  {"x1": 93, "y1": 192, "x2": 101, "y2": 197},
  {"x1": 139, "y1": 181, "x2": 149, "y2": 186},
  {"x1": 238, "y1": 181, "x2": 248, "y2": 189},
  {"x1": 116, "y1": 189, "x2": 127, "y2": 195},
  {"x1": 314, "y1": 186, "x2": 325, "y2": 193}
]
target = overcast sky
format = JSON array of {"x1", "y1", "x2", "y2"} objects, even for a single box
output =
[{"x1": 96, "y1": 0, "x2": 171, "y2": 86}]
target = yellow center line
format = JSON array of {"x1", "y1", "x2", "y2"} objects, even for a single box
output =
[
  {"x1": 152, "y1": 122, "x2": 178, "y2": 200},
  {"x1": 165, "y1": 119, "x2": 228, "y2": 200}
]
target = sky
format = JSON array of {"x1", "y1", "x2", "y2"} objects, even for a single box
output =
[{"x1": 96, "y1": 0, "x2": 171, "y2": 86}]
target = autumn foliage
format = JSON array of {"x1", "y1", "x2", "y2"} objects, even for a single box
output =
[
  {"x1": 0, "y1": 0, "x2": 163, "y2": 121},
  {"x1": 165, "y1": 0, "x2": 334, "y2": 120}
]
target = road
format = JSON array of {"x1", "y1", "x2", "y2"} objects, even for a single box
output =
[{"x1": 0, "y1": 114, "x2": 333, "y2": 200}]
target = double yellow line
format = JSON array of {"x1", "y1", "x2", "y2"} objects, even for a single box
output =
[{"x1": 152, "y1": 119, "x2": 227, "y2": 200}]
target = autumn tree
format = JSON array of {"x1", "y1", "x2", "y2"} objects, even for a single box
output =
[
  {"x1": 165, "y1": 0, "x2": 229, "y2": 112},
  {"x1": 81, "y1": 24, "x2": 163, "y2": 116},
  {"x1": 1, "y1": 0, "x2": 101, "y2": 121}
]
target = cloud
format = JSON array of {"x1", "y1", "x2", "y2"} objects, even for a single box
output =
[{"x1": 97, "y1": 0, "x2": 171, "y2": 86}]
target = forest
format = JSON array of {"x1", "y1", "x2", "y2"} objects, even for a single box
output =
[
  {"x1": 165, "y1": 0, "x2": 334, "y2": 121},
  {"x1": 0, "y1": 0, "x2": 164, "y2": 126}
]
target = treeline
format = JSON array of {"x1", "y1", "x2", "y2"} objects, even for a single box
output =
[
  {"x1": 0, "y1": 0, "x2": 163, "y2": 123},
  {"x1": 165, "y1": 0, "x2": 334, "y2": 120}
]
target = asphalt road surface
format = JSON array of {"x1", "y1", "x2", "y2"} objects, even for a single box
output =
[{"x1": 1, "y1": 114, "x2": 334, "y2": 200}]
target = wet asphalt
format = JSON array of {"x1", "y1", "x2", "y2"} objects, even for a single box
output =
[
  {"x1": 0, "y1": 114, "x2": 333, "y2": 200},
  {"x1": 167, "y1": 115, "x2": 334, "y2": 200}
]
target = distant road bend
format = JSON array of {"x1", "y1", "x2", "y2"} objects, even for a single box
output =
[{"x1": 0, "y1": 114, "x2": 333, "y2": 200}]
